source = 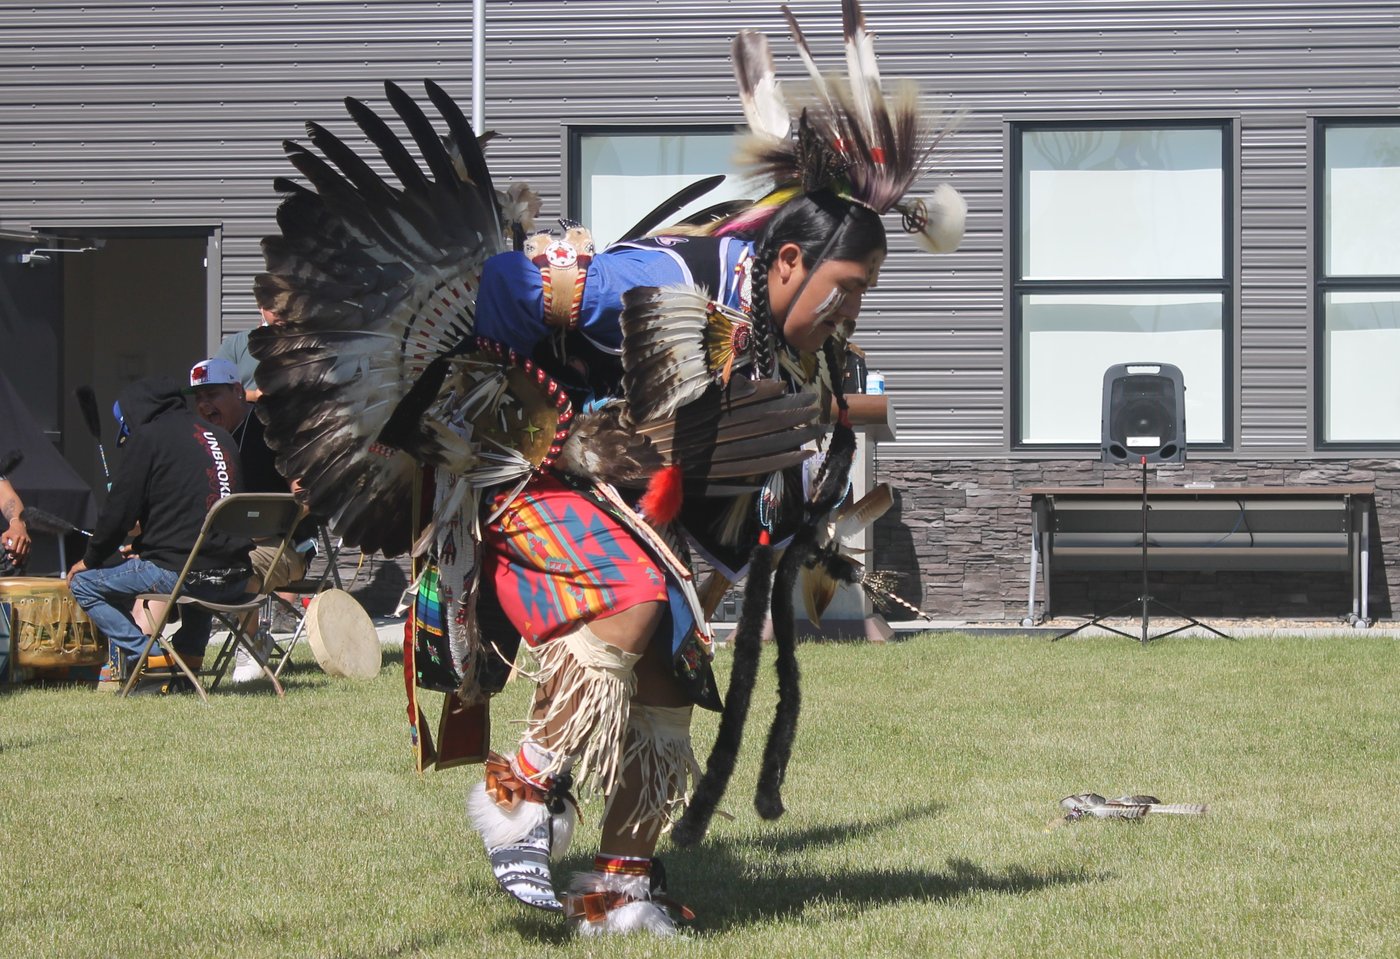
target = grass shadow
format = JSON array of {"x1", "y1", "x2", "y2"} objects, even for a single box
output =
[
  {"x1": 796, "y1": 631, "x2": 913, "y2": 646},
  {"x1": 0, "y1": 734, "x2": 42, "y2": 753},
  {"x1": 204, "y1": 675, "x2": 333, "y2": 696},
  {"x1": 0, "y1": 675, "x2": 97, "y2": 695},
  {"x1": 677, "y1": 806, "x2": 1101, "y2": 928},
  {"x1": 726, "y1": 800, "x2": 948, "y2": 854},
  {"x1": 504, "y1": 802, "x2": 1099, "y2": 938},
  {"x1": 686, "y1": 856, "x2": 1103, "y2": 929}
]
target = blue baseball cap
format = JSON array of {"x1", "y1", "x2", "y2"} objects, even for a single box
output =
[{"x1": 112, "y1": 399, "x2": 131, "y2": 447}]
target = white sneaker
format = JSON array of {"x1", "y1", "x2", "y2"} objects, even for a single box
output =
[{"x1": 229, "y1": 631, "x2": 274, "y2": 684}]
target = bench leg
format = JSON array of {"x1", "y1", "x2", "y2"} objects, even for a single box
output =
[
  {"x1": 1042, "y1": 531, "x2": 1052, "y2": 621},
  {"x1": 1360, "y1": 502, "x2": 1371, "y2": 627},
  {"x1": 1024, "y1": 529, "x2": 1041, "y2": 627}
]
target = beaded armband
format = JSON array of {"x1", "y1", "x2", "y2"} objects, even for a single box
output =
[{"x1": 525, "y1": 224, "x2": 594, "y2": 330}]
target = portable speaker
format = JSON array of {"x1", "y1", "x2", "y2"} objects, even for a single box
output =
[{"x1": 1101, "y1": 362, "x2": 1186, "y2": 464}]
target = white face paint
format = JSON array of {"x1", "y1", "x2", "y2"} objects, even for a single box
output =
[
  {"x1": 810, "y1": 286, "x2": 847, "y2": 324},
  {"x1": 779, "y1": 248, "x2": 886, "y2": 353}
]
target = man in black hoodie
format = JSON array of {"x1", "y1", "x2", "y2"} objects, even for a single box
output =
[{"x1": 67, "y1": 375, "x2": 252, "y2": 679}]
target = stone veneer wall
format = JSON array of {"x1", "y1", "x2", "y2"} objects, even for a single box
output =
[
  {"x1": 296, "y1": 545, "x2": 412, "y2": 619},
  {"x1": 873, "y1": 458, "x2": 1399, "y2": 623},
  {"x1": 302, "y1": 458, "x2": 1398, "y2": 624}
]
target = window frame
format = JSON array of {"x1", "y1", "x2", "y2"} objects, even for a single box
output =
[
  {"x1": 1009, "y1": 118, "x2": 1236, "y2": 454},
  {"x1": 565, "y1": 123, "x2": 744, "y2": 247},
  {"x1": 1313, "y1": 117, "x2": 1400, "y2": 451}
]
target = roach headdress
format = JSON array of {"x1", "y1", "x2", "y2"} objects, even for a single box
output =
[{"x1": 719, "y1": 0, "x2": 966, "y2": 254}]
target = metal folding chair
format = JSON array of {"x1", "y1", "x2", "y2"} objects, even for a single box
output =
[{"x1": 120, "y1": 493, "x2": 303, "y2": 703}]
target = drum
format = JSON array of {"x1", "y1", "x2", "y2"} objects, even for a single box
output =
[
  {"x1": 0, "y1": 577, "x2": 107, "y2": 669},
  {"x1": 304, "y1": 588, "x2": 381, "y2": 679}
]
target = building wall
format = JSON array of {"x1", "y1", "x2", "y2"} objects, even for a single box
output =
[
  {"x1": 484, "y1": 0, "x2": 1395, "y2": 458},
  {"x1": 7, "y1": 1, "x2": 1395, "y2": 456},
  {"x1": 876, "y1": 456, "x2": 1398, "y2": 623},
  {"x1": 3, "y1": 2, "x2": 1399, "y2": 618},
  {"x1": 0, "y1": 1, "x2": 478, "y2": 335}
]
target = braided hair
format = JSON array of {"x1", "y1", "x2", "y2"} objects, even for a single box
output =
[
  {"x1": 674, "y1": 194, "x2": 881, "y2": 844},
  {"x1": 744, "y1": 191, "x2": 887, "y2": 374}
]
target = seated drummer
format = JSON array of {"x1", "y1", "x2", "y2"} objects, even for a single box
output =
[
  {"x1": 188, "y1": 357, "x2": 318, "y2": 682},
  {"x1": 0, "y1": 465, "x2": 29, "y2": 672},
  {"x1": 0, "y1": 470, "x2": 29, "y2": 577},
  {"x1": 67, "y1": 375, "x2": 253, "y2": 685}
]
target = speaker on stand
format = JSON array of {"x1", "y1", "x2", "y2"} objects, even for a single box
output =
[
  {"x1": 1055, "y1": 362, "x2": 1230, "y2": 643},
  {"x1": 1101, "y1": 363, "x2": 1186, "y2": 467}
]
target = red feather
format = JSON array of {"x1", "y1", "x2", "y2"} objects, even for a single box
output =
[{"x1": 637, "y1": 462, "x2": 684, "y2": 525}]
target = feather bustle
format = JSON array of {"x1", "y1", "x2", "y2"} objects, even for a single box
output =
[{"x1": 253, "y1": 81, "x2": 502, "y2": 554}]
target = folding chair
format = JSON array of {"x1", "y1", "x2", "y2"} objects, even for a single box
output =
[{"x1": 120, "y1": 493, "x2": 303, "y2": 703}]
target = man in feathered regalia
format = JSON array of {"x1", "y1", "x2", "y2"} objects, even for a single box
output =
[{"x1": 249, "y1": 0, "x2": 963, "y2": 937}]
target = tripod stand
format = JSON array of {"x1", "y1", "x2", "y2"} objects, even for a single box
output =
[{"x1": 1054, "y1": 456, "x2": 1232, "y2": 644}]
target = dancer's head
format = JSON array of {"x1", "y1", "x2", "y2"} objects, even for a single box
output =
[{"x1": 750, "y1": 191, "x2": 887, "y2": 354}]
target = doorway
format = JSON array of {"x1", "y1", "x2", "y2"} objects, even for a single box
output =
[{"x1": 2, "y1": 229, "x2": 213, "y2": 501}]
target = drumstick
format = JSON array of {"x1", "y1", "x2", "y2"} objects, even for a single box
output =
[
  {"x1": 21, "y1": 507, "x2": 93, "y2": 538},
  {"x1": 697, "y1": 570, "x2": 733, "y2": 622},
  {"x1": 74, "y1": 386, "x2": 112, "y2": 489}
]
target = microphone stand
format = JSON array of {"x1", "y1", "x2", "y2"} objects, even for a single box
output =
[{"x1": 1054, "y1": 456, "x2": 1232, "y2": 644}]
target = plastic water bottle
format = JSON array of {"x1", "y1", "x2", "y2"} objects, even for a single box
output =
[{"x1": 865, "y1": 371, "x2": 886, "y2": 395}]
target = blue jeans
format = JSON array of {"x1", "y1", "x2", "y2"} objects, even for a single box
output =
[{"x1": 69, "y1": 558, "x2": 249, "y2": 660}]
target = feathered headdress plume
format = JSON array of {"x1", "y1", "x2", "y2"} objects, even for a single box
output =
[{"x1": 716, "y1": 0, "x2": 966, "y2": 253}]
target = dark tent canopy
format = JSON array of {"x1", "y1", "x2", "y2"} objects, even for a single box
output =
[{"x1": 0, "y1": 369, "x2": 98, "y2": 575}]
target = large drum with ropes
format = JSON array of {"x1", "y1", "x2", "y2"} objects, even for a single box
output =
[{"x1": 1, "y1": 577, "x2": 107, "y2": 671}]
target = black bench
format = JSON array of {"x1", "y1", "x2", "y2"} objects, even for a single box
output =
[{"x1": 1023, "y1": 485, "x2": 1376, "y2": 627}]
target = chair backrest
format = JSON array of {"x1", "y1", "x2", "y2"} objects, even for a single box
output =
[
  {"x1": 202, "y1": 493, "x2": 303, "y2": 541},
  {"x1": 168, "y1": 493, "x2": 303, "y2": 593}
]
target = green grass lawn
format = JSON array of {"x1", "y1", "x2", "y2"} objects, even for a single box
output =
[{"x1": 2, "y1": 633, "x2": 1395, "y2": 958}]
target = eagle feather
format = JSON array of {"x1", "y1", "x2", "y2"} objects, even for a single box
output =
[{"x1": 251, "y1": 80, "x2": 501, "y2": 555}]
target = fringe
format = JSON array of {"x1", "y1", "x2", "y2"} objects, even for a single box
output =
[
  {"x1": 526, "y1": 623, "x2": 641, "y2": 797},
  {"x1": 671, "y1": 541, "x2": 774, "y2": 847},
  {"x1": 607, "y1": 704, "x2": 700, "y2": 834}
]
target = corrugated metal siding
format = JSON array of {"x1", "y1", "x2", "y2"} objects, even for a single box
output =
[
  {"x1": 0, "y1": 0, "x2": 478, "y2": 334},
  {"x1": 3, "y1": 1, "x2": 1398, "y2": 457},
  {"x1": 410, "y1": 0, "x2": 1393, "y2": 457}
]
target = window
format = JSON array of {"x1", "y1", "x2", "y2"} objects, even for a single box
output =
[
  {"x1": 1317, "y1": 122, "x2": 1400, "y2": 445},
  {"x1": 568, "y1": 127, "x2": 750, "y2": 249},
  {"x1": 1012, "y1": 123, "x2": 1232, "y2": 448}
]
